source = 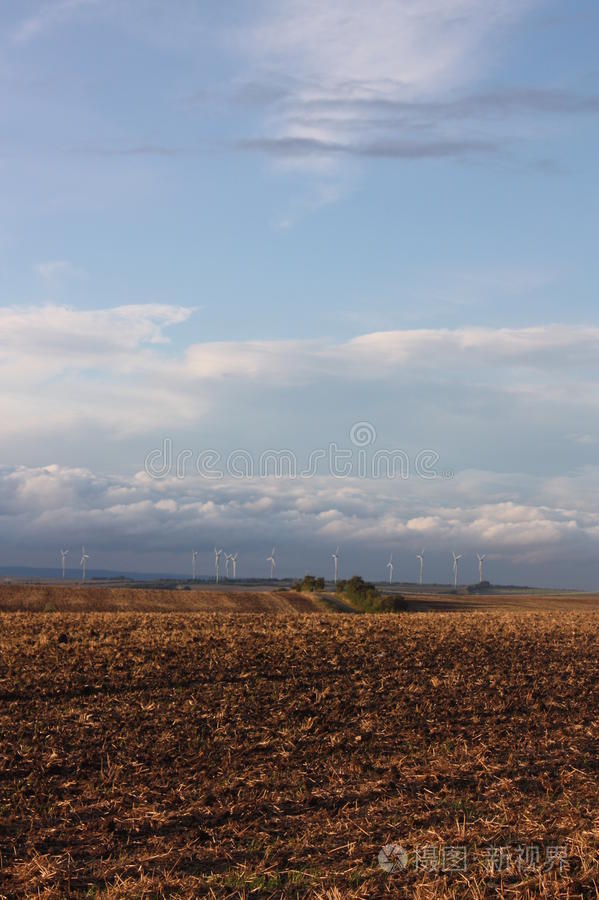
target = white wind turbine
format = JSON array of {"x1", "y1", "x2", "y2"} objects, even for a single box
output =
[
  {"x1": 452, "y1": 552, "x2": 462, "y2": 589},
  {"x1": 477, "y1": 553, "x2": 486, "y2": 583},
  {"x1": 224, "y1": 553, "x2": 232, "y2": 579},
  {"x1": 417, "y1": 550, "x2": 424, "y2": 586},
  {"x1": 192, "y1": 550, "x2": 198, "y2": 581},
  {"x1": 387, "y1": 553, "x2": 394, "y2": 584},
  {"x1": 267, "y1": 547, "x2": 276, "y2": 579},
  {"x1": 332, "y1": 547, "x2": 340, "y2": 585},
  {"x1": 80, "y1": 546, "x2": 89, "y2": 583},
  {"x1": 60, "y1": 549, "x2": 69, "y2": 580},
  {"x1": 214, "y1": 548, "x2": 223, "y2": 583},
  {"x1": 231, "y1": 553, "x2": 238, "y2": 579}
]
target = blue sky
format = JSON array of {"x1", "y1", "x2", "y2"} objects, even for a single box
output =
[{"x1": 1, "y1": 1, "x2": 599, "y2": 586}]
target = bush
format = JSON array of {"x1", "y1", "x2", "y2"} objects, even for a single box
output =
[
  {"x1": 375, "y1": 594, "x2": 408, "y2": 612},
  {"x1": 338, "y1": 575, "x2": 405, "y2": 613},
  {"x1": 467, "y1": 580, "x2": 491, "y2": 594},
  {"x1": 293, "y1": 575, "x2": 325, "y2": 593}
]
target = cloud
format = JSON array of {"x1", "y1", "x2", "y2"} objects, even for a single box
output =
[
  {"x1": 233, "y1": 0, "x2": 541, "y2": 171},
  {"x1": 245, "y1": 0, "x2": 533, "y2": 98},
  {"x1": 239, "y1": 136, "x2": 501, "y2": 161},
  {"x1": 273, "y1": 87, "x2": 599, "y2": 124},
  {"x1": 345, "y1": 325, "x2": 599, "y2": 368},
  {"x1": 0, "y1": 303, "x2": 191, "y2": 354},
  {"x1": 2, "y1": 307, "x2": 599, "y2": 442},
  {"x1": 187, "y1": 324, "x2": 599, "y2": 380},
  {"x1": 11, "y1": 0, "x2": 99, "y2": 44},
  {"x1": 36, "y1": 260, "x2": 85, "y2": 282},
  {"x1": 73, "y1": 145, "x2": 190, "y2": 158},
  {"x1": 0, "y1": 304, "x2": 196, "y2": 435},
  {"x1": 273, "y1": 181, "x2": 349, "y2": 230},
  {"x1": 2, "y1": 463, "x2": 599, "y2": 584},
  {"x1": 0, "y1": 303, "x2": 596, "y2": 580}
]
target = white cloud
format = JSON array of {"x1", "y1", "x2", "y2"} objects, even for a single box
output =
[
  {"x1": 35, "y1": 260, "x2": 86, "y2": 282},
  {"x1": 248, "y1": 0, "x2": 530, "y2": 99},
  {"x1": 236, "y1": 0, "x2": 540, "y2": 174},
  {"x1": 2, "y1": 305, "x2": 599, "y2": 441},
  {"x1": 0, "y1": 303, "x2": 191, "y2": 357},
  {"x1": 0, "y1": 304, "x2": 196, "y2": 435},
  {"x1": 2, "y1": 463, "x2": 599, "y2": 584},
  {"x1": 346, "y1": 324, "x2": 599, "y2": 368}
]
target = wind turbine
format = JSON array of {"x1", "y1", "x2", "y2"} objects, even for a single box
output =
[
  {"x1": 452, "y1": 552, "x2": 462, "y2": 589},
  {"x1": 416, "y1": 550, "x2": 424, "y2": 586},
  {"x1": 267, "y1": 547, "x2": 276, "y2": 579},
  {"x1": 477, "y1": 553, "x2": 486, "y2": 583},
  {"x1": 214, "y1": 548, "x2": 223, "y2": 584},
  {"x1": 387, "y1": 553, "x2": 394, "y2": 584},
  {"x1": 332, "y1": 547, "x2": 340, "y2": 584},
  {"x1": 60, "y1": 549, "x2": 69, "y2": 580},
  {"x1": 231, "y1": 553, "x2": 238, "y2": 579},
  {"x1": 224, "y1": 553, "x2": 232, "y2": 579},
  {"x1": 80, "y1": 546, "x2": 89, "y2": 583},
  {"x1": 192, "y1": 550, "x2": 198, "y2": 581}
]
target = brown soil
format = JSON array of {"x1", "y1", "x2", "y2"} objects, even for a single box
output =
[{"x1": 1, "y1": 610, "x2": 599, "y2": 896}]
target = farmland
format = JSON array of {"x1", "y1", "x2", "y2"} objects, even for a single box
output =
[
  {"x1": 0, "y1": 583, "x2": 325, "y2": 614},
  {"x1": 1, "y1": 603, "x2": 599, "y2": 897},
  {"x1": 2, "y1": 582, "x2": 599, "y2": 614}
]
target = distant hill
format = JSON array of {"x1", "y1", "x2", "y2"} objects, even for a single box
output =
[{"x1": 0, "y1": 565, "x2": 185, "y2": 582}]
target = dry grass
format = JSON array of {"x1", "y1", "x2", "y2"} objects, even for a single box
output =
[
  {"x1": 0, "y1": 584, "x2": 323, "y2": 614},
  {"x1": 1, "y1": 610, "x2": 599, "y2": 897}
]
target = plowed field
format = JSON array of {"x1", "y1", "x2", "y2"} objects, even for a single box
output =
[{"x1": 1, "y1": 611, "x2": 599, "y2": 897}]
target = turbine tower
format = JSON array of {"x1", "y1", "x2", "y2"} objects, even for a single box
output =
[
  {"x1": 267, "y1": 547, "x2": 276, "y2": 579},
  {"x1": 416, "y1": 550, "x2": 424, "y2": 586},
  {"x1": 477, "y1": 553, "x2": 486, "y2": 583},
  {"x1": 60, "y1": 549, "x2": 69, "y2": 580},
  {"x1": 231, "y1": 553, "x2": 238, "y2": 579},
  {"x1": 387, "y1": 553, "x2": 393, "y2": 584},
  {"x1": 452, "y1": 552, "x2": 462, "y2": 589},
  {"x1": 80, "y1": 546, "x2": 89, "y2": 583},
  {"x1": 192, "y1": 550, "x2": 198, "y2": 581},
  {"x1": 224, "y1": 553, "x2": 232, "y2": 579},
  {"x1": 332, "y1": 547, "x2": 340, "y2": 584},
  {"x1": 214, "y1": 548, "x2": 223, "y2": 583}
]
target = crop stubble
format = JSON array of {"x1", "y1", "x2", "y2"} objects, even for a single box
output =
[{"x1": 1, "y1": 610, "x2": 599, "y2": 897}]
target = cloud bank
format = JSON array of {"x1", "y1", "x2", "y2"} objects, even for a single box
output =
[
  {"x1": 1, "y1": 303, "x2": 598, "y2": 583},
  {"x1": 2, "y1": 462, "x2": 599, "y2": 586},
  {"x1": 2, "y1": 304, "x2": 599, "y2": 440}
]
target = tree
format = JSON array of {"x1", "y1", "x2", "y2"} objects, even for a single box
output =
[{"x1": 337, "y1": 574, "x2": 405, "y2": 613}]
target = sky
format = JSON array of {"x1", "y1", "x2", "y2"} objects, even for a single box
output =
[{"x1": 1, "y1": 0, "x2": 599, "y2": 586}]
